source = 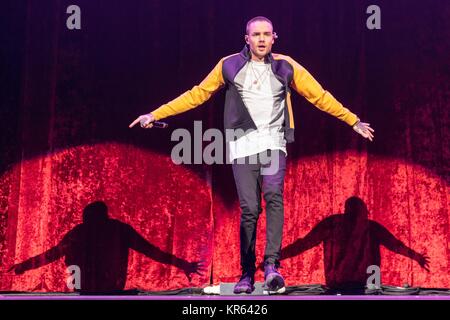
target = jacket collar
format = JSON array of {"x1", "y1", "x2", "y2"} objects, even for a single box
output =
[{"x1": 239, "y1": 45, "x2": 274, "y2": 63}]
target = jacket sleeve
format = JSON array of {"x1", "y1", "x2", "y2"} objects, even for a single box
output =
[
  {"x1": 285, "y1": 56, "x2": 359, "y2": 126},
  {"x1": 150, "y1": 58, "x2": 225, "y2": 121}
]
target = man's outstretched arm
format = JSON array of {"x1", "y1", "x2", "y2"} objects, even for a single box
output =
[
  {"x1": 129, "y1": 58, "x2": 225, "y2": 128},
  {"x1": 127, "y1": 225, "x2": 205, "y2": 281},
  {"x1": 281, "y1": 55, "x2": 374, "y2": 141},
  {"x1": 7, "y1": 246, "x2": 65, "y2": 275},
  {"x1": 281, "y1": 218, "x2": 331, "y2": 261},
  {"x1": 374, "y1": 222, "x2": 430, "y2": 272}
]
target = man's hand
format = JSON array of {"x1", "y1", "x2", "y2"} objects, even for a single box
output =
[
  {"x1": 129, "y1": 113, "x2": 155, "y2": 129},
  {"x1": 7, "y1": 263, "x2": 26, "y2": 275},
  {"x1": 353, "y1": 121, "x2": 375, "y2": 141},
  {"x1": 415, "y1": 253, "x2": 430, "y2": 272},
  {"x1": 180, "y1": 260, "x2": 206, "y2": 282}
]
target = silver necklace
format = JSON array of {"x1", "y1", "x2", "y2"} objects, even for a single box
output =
[{"x1": 250, "y1": 62, "x2": 270, "y2": 89}]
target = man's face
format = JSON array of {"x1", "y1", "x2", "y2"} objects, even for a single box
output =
[{"x1": 245, "y1": 20, "x2": 275, "y2": 61}]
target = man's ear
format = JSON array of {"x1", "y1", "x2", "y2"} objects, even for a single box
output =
[{"x1": 245, "y1": 35, "x2": 249, "y2": 44}]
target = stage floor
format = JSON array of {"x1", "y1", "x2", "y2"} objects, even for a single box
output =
[
  {"x1": 1, "y1": 284, "x2": 449, "y2": 300},
  {"x1": 1, "y1": 294, "x2": 450, "y2": 300}
]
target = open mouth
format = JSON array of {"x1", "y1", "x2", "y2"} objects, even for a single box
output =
[{"x1": 258, "y1": 45, "x2": 266, "y2": 50}]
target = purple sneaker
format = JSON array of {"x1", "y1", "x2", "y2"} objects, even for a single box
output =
[
  {"x1": 263, "y1": 264, "x2": 285, "y2": 294},
  {"x1": 233, "y1": 272, "x2": 255, "y2": 294}
]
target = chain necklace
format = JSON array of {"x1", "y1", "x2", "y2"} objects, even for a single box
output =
[{"x1": 249, "y1": 62, "x2": 270, "y2": 89}]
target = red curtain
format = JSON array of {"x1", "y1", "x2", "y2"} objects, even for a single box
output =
[{"x1": 0, "y1": 0, "x2": 448, "y2": 291}]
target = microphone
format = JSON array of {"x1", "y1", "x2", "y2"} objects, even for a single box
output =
[
  {"x1": 151, "y1": 121, "x2": 168, "y2": 129},
  {"x1": 136, "y1": 114, "x2": 168, "y2": 129}
]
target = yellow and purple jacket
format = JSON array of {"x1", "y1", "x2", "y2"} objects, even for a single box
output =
[{"x1": 151, "y1": 46, "x2": 359, "y2": 143}]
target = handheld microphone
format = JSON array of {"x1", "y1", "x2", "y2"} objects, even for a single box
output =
[{"x1": 151, "y1": 121, "x2": 168, "y2": 129}]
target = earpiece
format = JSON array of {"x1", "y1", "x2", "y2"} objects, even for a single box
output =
[{"x1": 244, "y1": 32, "x2": 278, "y2": 42}]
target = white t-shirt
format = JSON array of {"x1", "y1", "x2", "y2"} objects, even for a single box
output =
[{"x1": 228, "y1": 60, "x2": 287, "y2": 162}]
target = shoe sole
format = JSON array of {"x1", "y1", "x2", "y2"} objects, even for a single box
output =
[
  {"x1": 263, "y1": 274, "x2": 285, "y2": 295},
  {"x1": 233, "y1": 286, "x2": 255, "y2": 294},
  {"x1": 263, "y1": 286, "x2": 286, "y2": 295}
]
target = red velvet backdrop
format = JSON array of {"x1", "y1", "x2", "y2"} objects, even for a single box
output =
[{"x1": 0, "y1": 0, "x2": 448, "y2": 291}]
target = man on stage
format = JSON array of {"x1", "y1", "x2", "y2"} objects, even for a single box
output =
[{"x1": 130, "y1": 16, "x2": 374, "y2": 294}]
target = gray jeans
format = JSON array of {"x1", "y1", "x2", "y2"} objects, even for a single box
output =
[{"x1": 231, "y1": 149, "x2": 286, "y2": 273}]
